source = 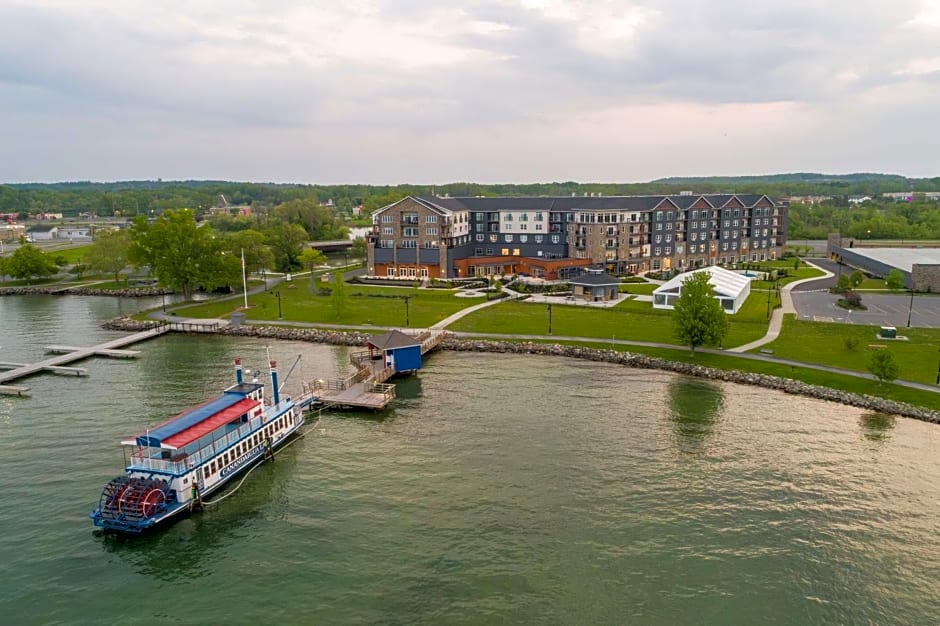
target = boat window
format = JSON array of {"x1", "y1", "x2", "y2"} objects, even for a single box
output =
[{"x1": 204, "y1": 467, "x2": 210, "y2": 479}]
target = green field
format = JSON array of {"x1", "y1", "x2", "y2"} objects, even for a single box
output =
[
  {"x1": 757, "y1": 316, "x2": 940, "y2": 386},
  {"x1": 171, "y1": 283, "x2": 480, "y2": 328}
]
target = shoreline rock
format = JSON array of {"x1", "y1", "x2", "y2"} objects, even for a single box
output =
[
  {"x1": 101, "y1": 317, "x2": 940, "y2": 424},
  {"x1": 1, "y1": 286, "x2": 171, "y2": 297}
]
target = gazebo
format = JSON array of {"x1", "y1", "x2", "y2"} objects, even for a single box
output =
[
  {"x1": 569, "y1": 269, "x2": 620, "y2": 302},
  {"x1": 652, "y1": 266, "x2": 751, "y2": 314}
]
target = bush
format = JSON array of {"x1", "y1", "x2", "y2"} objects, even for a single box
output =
[
  {"x1": 844, "y1": 290, "x2": 862, "y2": 307},
  {"x1": 844, "y1": 336, "x2": 859, "y2": 351}
]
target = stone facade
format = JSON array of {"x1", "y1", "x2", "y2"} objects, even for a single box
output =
[{"x1": 912, "y1": 264, "x2": 940, "y2": 293}]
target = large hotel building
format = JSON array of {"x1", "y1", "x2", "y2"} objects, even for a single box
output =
[{"x1": 367, "y1": 193, "x2": 788, "y2": 280}]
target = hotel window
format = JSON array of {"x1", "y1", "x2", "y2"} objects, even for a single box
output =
[
  {"x1": 426, "y1": 227, "x2": 438, "y2": 235},
  {"x1": 722, "y1": 242, "x2": 728, "y2": 251},
  {"x1": 403, "y1": 213, "x2": 418, "y2": 224},
  {"x1": 665, "y1": 247, "x2": 672, "y2": 255},
  {"x1": 504, "y1": 213, "x2": 513, "y2": 221},
  {"x1": 387, "y1": 268, "x2": 395, "y2": 276},
  {"x1": 475, "y1": 248, "x2": 482, "y2": 255},
  {"x1": 401, "y1": 240, "x2": 417, "y2": 248},
  {"x1": 535, "y1": 212, "x2": 543, "y2": 221},
  {"x1": 382, "y1": 227, "x2": 393, "y2": 235},
  {"x1": 485, "y1": 248, "x2": 493, "y2": 255},
  {"x1": 551, "y1": 235, "x2": 560, "y2": 244},
  {"x1": 666, "y1": 223, "x2": 673, "y2": 230},
  {"x1": 732, "y1": 219, "x2": 739, "y2": 227},
  {"x1": 535, "y1": 235, "x2": 543, "y2": 243},
  {"x1": 476, "y1": 234, "x2": 484, "y2": 242},
  {"x1": 520, "y1": 224, "x2": 527, "y2": 230},
  {"x1": 381, "y1": 239, "x2": 394, "y2": 248},
  {"x1": 489, "y1": 234, "x2": 497, "y2": 243},
  {"x1": 699, "y1": 244, "x2": 706, "y2": 253},
  {"x1": 501, "y1": 248, "x2": 509, "y2": 255},
  {"x1": 656, "y1": 223, "x2": 663, "y2": 231},
  {"x1": 425, "y1": 215, "x2": 437, "y2": 223},
  {"x1": 520, "y1": 235, "x2": 528, "y2": 243},
  {"x1": 513, "y1": 248, "x2": 520, "y2": 255},
  {"x1": 691, "y1": 233, "x2": 697, "y2": 241},
  {"x1": 535, "y1": 224, "x2": 543, "y2": 231},
  {"x1": 731, "y1": 242, "x2": 738, "y2": 250},
  {"x1": 381, "y1": 215, "x2": 393, "y2": 223},
  {"x1": 666, "y1": 235, "x2": 672, "y2": 243},
  {"x1": 723, "y1": 220, "x2": 729, "y2": 227},
  {"x1": 403, "y1": 227, "x2": 418, "y2": 237},
  {"x1": 654, "y1": 247, "x2": 661, "y2": 255},
  {"x1": 655, "y1": 235, "x2": 662, "y2": 243},
  {"x1": 763, "y1": 229, "x2": 768, "y2": 236},
  {"x1": 520, "y1": 213, "x2": 529, "y2": 221},
  {"x1": 504, "y1": 234, "x2": 513, "y2": 243},
  {"x1": 423, "y1": 241, "x2": 436, "y2": 249}
]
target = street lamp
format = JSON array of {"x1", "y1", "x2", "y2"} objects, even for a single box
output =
[
  {"x1": 162, "y1": 290, "x2": 166, "y2": 313},
  {"x1": 403, "y1": 295, "x2": 410, "y2": 327},
  {"x1": 936, "y1": 349, "x2": 940, "y2": 385},
  {"x1": 548, "y1": 303, "x2": 552, "y2": 334},
  {"x1": 907, "y1": 288, "x2": 915, "y2": 327},
  {"x1": 274, "y1": 290, "x2": 282, "y2": 319}
]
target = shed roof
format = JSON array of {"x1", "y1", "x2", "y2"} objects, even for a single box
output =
[
  {"x1": 369, "y1": 329, "x2": 421, "y2": 350},
  {"x1": 570, "y1": 271, "x2": 620, "y2": 286}
]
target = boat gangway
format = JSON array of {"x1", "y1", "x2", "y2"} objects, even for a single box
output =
[{"x1": 0, "y1": 325, "x2": 171, "y2": 396}]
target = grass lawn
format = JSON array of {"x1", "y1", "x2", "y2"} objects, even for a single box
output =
[
  {"x1": 170, "y1": 283, "x2": 479, "y2": 328},
  {"x1": 504, "y1": 339, "x2": 940, "y2": 409},
  {"x1": 46, "y1": 244, "x2": 94, "y2": 264},
  {"x1": 618, "y1": 282, "x2": 656, "y2": 295},
  {"x1": 449, "y1": 292, "x2": 772, "y2": 348},
  {"x1": 756, "y1": 315, "x2": 940, "y2": 386}
]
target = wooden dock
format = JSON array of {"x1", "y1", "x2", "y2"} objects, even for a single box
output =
[
  {"x1": 301, "y1": 329, "x2": 447, "y2": 411},
  {"x1": 0, "y1": 325, "x2": 171, "y2": 395}
]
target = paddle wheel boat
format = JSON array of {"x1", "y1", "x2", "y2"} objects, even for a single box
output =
[{"x1": 90, "y1": 358, "x2": 303, "y2": 533}]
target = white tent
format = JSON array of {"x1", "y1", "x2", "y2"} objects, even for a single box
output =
[{"x1": 652, "y1": 266, "x2": 752, "y2": 314}]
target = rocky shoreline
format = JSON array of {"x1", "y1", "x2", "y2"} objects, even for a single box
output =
[
  {"x1": 1, "y1": 286, "x2": 170, "y2": 297},
  {"x1": 102, "y1": 317, "x2": 940, "y2": 424}
]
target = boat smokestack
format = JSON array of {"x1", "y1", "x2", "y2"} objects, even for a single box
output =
[
  {"x1": 235, "y1": 358, "x2": 243, "y2": 384},
  {"x1": 270, "y1": 360, "x2": 279, "y2": 405}
]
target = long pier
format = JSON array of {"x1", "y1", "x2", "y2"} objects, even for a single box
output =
[{"x1": 0, "y1": 326, "x2": 171, "y2": 396}]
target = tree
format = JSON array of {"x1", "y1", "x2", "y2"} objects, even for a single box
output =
[
  {"x1": 850, "y1": 269, "x2": 865, "y2": 288},
  {"x1": 868, "y1": 350, "x2": 899, "y2": 385},
  {"x1": 793, "y1": 257, "x2": 801, "y2": 270},
  {"x1": 885, "y1": 268, "x2": 905, "y2": 291},
  {"x1": 128, "y1": 209, "x2": 235, "y2": 299},
  {"x1": 331, "y1": 271, "x2": 347, "y2": 320},
  {"x1": 85, "y1": 228, "x2": 130, "y2": 283},
  {"x1": 298, "y1": 248, "x2": 327, "y2": 274},
  {"x1": 672, "y1": 272, "x2": 729, "y2": 354},
  {"x1": 7, "y1": 244, "x2": 58, "y2": 282},
  {"x1": 836, "y1": 273, "x2": 851, "y2": 292},
  {"x1": 0, "y1": 255, "x2": 9, "y2": 282},
  {"x1": 265, "y1": 223, "x2": 308, "y2": 273},
  {"x1": 225, "y1": 229, "x2": 274, "y2": 274},
  {"x1": 350, "y1": 237, "x2": 367, "y2": 259}
]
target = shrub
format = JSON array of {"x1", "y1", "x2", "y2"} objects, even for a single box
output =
[{"x1": 844, "y1": 336, "x2": 859, "y2": 351}]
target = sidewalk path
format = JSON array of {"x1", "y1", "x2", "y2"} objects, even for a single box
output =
[{"x1": 727, "y1": 261, "x2": 834, "y2": 353}]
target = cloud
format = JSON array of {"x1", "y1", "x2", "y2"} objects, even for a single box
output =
[{"x1": 0, "y1": 0, "x2": 938, "y2": 182}]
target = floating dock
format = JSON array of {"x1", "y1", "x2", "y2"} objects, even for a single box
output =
[{"x1": 0, "y1": 326, "x2": 171, "y2": 395}]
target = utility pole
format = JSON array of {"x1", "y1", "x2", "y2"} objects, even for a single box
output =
[
  {"x1": 403, "y1": 295, "x2": 410, "y2": 327},
  {"x1": 907, "y1": 289, "x2": 915, "y2": 327},
  {"x1": 548, "y1": 303, "x2": 552, "y2": 335}
]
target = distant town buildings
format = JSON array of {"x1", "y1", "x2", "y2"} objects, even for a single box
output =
[{"x1": 367, "y1": 193, "x2": 788, "y2": 280}]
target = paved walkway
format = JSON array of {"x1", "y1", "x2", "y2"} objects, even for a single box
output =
[
  {"x1": 727, "y1": 261, "x2": 834, "y2": 353},
  {"x1": 145, "y1": 268, "x2": 938, "y2": 396}
]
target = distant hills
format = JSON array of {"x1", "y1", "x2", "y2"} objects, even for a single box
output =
[{"x1": 651, "y1": 173, "x2": 914, "y2": 185}]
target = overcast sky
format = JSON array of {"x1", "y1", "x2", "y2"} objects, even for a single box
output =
[{"x1": 1, "y1": 0, "x2": 939, "y2": 184}]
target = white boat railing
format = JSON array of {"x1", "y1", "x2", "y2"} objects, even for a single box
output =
[{"x1": 127, "y1": 405, "x2": 291, "y2": 474}]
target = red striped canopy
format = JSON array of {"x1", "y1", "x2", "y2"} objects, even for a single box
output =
[{"x1": 162, "y1": 398, "x2": 261, "y2": 449}]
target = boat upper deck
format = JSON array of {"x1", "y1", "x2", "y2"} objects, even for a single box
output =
[{"x1": 129, "y1": 382, "x2": 264, "y2": 449}]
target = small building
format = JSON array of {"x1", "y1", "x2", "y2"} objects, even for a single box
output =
[
  {"x1": 652, "y1": 266, "x2": 752, "y2": 314},
  {"x1": 367, "y1": 330, "x2": 422, "y2": 374},
  {"x1": 569, "y1": 269, "x2": 620, "y2": 302},
  {"x1": 27, "y1": 224, "x2": 59, "y2": 241},
  {"x1": 58, "y1": 226, "x2": 92, "y2": 239},
  {"x1": 0, "y1": 224, "x2": 26, "y2": 242}
]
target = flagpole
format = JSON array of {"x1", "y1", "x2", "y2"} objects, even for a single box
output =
[{"x1": 241, "y1": 248, "x2": 248, "y2": 308}]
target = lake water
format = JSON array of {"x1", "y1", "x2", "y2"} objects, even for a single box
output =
[{"x1": 1, "y1": 295, "x2": 940, "y2": 624}]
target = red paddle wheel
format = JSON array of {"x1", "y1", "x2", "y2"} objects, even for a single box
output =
[{"x1": 140, "y1": 489, "x2": 166, "y2": 518}]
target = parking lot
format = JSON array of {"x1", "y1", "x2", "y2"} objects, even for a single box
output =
[{"x1": 791, "y1": 291, "x2": 940, "y2": 329}]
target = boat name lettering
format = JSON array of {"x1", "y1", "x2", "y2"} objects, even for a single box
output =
[{"x1": 220, "y1": 444, "x2": 263, "y2": 478}]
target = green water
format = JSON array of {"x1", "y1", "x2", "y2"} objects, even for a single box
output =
[{"x1": 2, "y1": 296, "x2": 940, "y2": 624}]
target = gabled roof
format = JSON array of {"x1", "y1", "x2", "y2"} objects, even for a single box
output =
[
  {"x1": 28, "y1": 224, "x2": 58, "y2": 232},
  {"x1": 369, "y1": 329, "x2": 421, "y2": 350},
  {"x1": 408, "y1": 194, "x2": 775, "y2": 212},
  {"x1": 570, "y1": 271, "x2": 620, "y2": 286},
  {"x1": 372, "y1": 196, "x2": 454, "y2": 219},
  {"x1": 652, "y1": 266, "x2": 751, "y2": 299}
]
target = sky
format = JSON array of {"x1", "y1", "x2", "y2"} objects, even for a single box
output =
[{"x1": 1, "y1": 0, "x2": 939, "y2": 184}]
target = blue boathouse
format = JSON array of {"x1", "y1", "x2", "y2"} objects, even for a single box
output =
[{"x1": 368, "y1": 330, "x2": 422, "y2": 375}]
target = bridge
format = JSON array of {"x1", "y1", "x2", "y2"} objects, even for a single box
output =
[{"x1": 308, "y1": 240, "x2": 354, "y2": 252}]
